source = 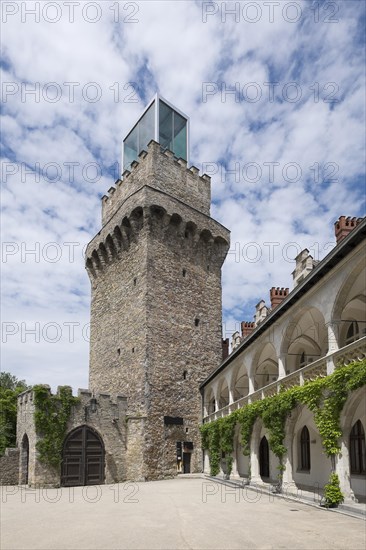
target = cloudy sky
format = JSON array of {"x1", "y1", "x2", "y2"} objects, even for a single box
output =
[{"x1": 1, "y1": 0, "x2": 365, "y2": 391}]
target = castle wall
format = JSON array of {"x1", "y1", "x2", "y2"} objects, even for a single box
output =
[
  {"x1": 16, "y1": 387, "x2": 128, "y2": 486},
  {"x1": 101, "y1": 142, "x2": 211, "y2": 226},
  {"x1": 0, "y1": 449, "x2": 19, "y2": 485}
]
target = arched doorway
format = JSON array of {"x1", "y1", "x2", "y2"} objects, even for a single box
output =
[
  {"x1": 259, "y1": 436, "x2": 269, "y2": 478},
  {"x1": 61, "y1": 426, "x2": 105, "y2": 487},
  {"x1": 20, "y1": 434, "x2": 29, "y2": 484}
]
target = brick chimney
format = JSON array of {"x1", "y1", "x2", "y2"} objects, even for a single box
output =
[
  {"x1": 241, "y1": 321, "x2": 255, "y2": 339},
  {"x1": 334, "y1": 216, "x2": 363, "y2": 244},
  {"x1": 270, "y1": 287, "x2": 289, "y2": 309},
  {"x1": 222, "y1": 338, "x2": 229, "y2": 361}
]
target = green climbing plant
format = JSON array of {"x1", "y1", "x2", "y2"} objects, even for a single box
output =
[
  {"x1": 33, "y1": 385, "x2": 79, "y2": 469},
  {"x1": 200, "y1": 359, "x2": 366, "y2": 486}
]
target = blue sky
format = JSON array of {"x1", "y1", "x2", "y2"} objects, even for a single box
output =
[{"x1": 1, "y1": 0, "x2": 365, "y2": 391}]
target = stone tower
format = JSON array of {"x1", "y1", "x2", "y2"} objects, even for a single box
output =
[{"x1": 86, "y1": 97, "x2": 230, "y2": 480}]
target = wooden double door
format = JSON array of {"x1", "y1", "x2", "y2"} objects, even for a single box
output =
[{"x1": 61, "y1": 426, "x2": 105, "y2": 486}]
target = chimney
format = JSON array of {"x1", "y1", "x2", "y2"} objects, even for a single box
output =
[
  {"x1": 241, "y1": 321, "x2": 255, "y2": 339},
  {"x1": 231, "y1": 331, "x2": 241, "y2": 352},
  {"x1": 254, "y1": 300, "x2": 269, "y2": 326},
  {"x1": 334, "y1": 216, "x2": 363, "y2": 244},
  {"x1": 270, "y1": 287, "x2": 289, "y2": 309},
  {"x1": 292, "y1": 249, "x2": 319, "y2": 287},
  {"x1": 222, "y1": 338, "x2": 229, "y2": 361}
]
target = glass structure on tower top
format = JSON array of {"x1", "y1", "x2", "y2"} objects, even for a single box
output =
[{"x1": 122, "y1": 94, "x2": 189, "y2": 172}]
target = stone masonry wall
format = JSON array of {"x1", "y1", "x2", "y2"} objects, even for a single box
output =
[
  {"x1": 101, "y1": 141, "x2": 211, "y2": 226},
  {"x1": 0, "y1": 448, "x2": 19, "y2": 485},
  {"x1": 86, "y1": 144, "x2": 230, "y2": 480},
  {"x1": 16, "y1": 387, "x2": 127, "y2": 486}
]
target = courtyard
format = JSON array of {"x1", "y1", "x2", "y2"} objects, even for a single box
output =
[{"x1": 1, "y1": 477, "x2": 365, "y2": 550}]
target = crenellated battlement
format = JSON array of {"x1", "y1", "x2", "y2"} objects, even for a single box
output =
[
  {"x1": 86, "y1": 171, "x2": 229, "y2": 283},
  {"x1": 101, "y1": 140, "x2": 211, "y2": 227},
  {"x1": 86, "y1": 200, "x2": 229, "y2": 282}
]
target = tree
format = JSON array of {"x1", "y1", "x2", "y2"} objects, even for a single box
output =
[{"x1": 0, "y1": 372, "x2": 28, "y2": 455}]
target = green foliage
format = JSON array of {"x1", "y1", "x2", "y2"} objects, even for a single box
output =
[
  {"x1": 0, "y1": 373, "x2": 28, "y2": 455},
  {"x1": 323, "y1": 473, "x2": 344, "y2": 507},
  {"x1": 201, "y1": 359, "x2": 366, "y2": 479},
  {"x1": 200, "y1": 413, "x2": 237, "y2": 476},
  {"x1": 237, "y1": 401, "x2": 263, "y2": 456},
  {"x1": 0, "y1": 372, "x2": 27, "y2": 391},
  {"x1": 33, "y1": 385, "x2": 79, "y2": 469}
]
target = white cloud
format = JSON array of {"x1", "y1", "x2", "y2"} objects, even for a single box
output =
[{"x1": 1, "y1": 0, "x2": 364, "y2": 390}]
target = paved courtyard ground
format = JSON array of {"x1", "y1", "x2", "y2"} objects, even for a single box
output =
[{"x1": 1, "y1": 478, "x2": 365, "y2": 549}]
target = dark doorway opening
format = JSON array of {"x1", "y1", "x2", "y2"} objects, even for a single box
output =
[
  {"x1": 20, "y1": 434, "x2": 29, "y2": 485},
  {"x1": 183, "y1": 452, "x2": 191, "y2": 473},
  {"x1": 61, "y1": 426, "x2": 105, "y2": 486},
  {"x1": 259, "y1": 436, "x2": 270, "y2": 478},
  {"x1": 182, "y1": 441, "x2": 193, "y2": 473}
]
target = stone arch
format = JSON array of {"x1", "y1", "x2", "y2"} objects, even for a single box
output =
[
  {"x1": 287, "y1": 404, "x2": 331, "y2": 491},
  {"x1": 217, "y1": 377, "x2": 230, "y2": 409},
  {"x1": 130, "y1": 206, "x2": 144, "y2": 232},
  {"x1": 205, "y1": 386, "x2": 216, "y2": 416},
  {"x1": 91, "y1": 249, "x2": 102, "y2": 273},
  {"x1": 332, "y1": 259, "x2": 366, "y2": 347},
  {"x1": 98, "y1": 242, "x2": 109, "y2": 265},
  {"x1": 112, "y1": 225, "x2": 123, "y2": 252},
  {"x1": 61, "y1": 425, "x2": 105, "y2": 487},
  {"x1": 281, "y1": 307, "x2": 327, "y2": 374},
  {"x1": 19, "y1": 433, "x2": 29, "y2": 485},
  {"x1": 105, "y1": 234, "x2": 117, "y2": 260},
  {"x1": 233, "y1": 362, "x2": 249, "y2": 401},
  {"x1": 251, "y1": 418, "x2": 277, "y2": 482},
  {"x1": 165, "y1": 213, "x2": 183, "y2": 240},
  {"x1": 184, "y1": 221, "x2": 197, "y2": 240},
  {"x1": 252, "y1": 342, "x2": 278, "y2": 390}
]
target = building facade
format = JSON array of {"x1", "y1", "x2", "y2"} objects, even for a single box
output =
[{"x1": 201, "y1": 216, "x2": 366, "y2": 502}]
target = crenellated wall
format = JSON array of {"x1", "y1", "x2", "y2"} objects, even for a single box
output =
[
  {"x1": 101, "y1": 140, "x2": 211, "y2": 227},
  {"x1": 16, "y1": 387, "x2": 128, "y2": 486}
]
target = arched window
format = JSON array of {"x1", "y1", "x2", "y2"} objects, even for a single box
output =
[
  {"x1": 350, "y1": 420, "x2": 366, "y2": 474},
  {"x1": 346, "y1": 321, "x2": 359, "y2": 344},
  {"x1": 300, "y1": 426, "x2": 311, "y2": 471}
]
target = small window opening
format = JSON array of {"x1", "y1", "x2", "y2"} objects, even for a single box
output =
[
  {"x1": 132, "y1": 347, "x2": 135, "y2": 353},
  {"x1": 183, "y1": 370, "x2": 187, "y2": 380},
  {"x1": 184, "y1": 231, "x2": 189, "y2": 239},
  {"x1": 182, "y1": 269, "x2": 186, "y2": 277},
  {"x1": 207, "y1": 265, "x2": 210, "y2": 272},
  {"x1": 195, "y1": 318, "x2": 200, "y2": 327},
  {"x1": 117, "y1": 348, "x2": 121, "y2": 356},
  {"x1": 133, "y1": 277, "x2": 137, "y2": 286},
  {"x1": 185, "y1": 428, "x2": 189, "y2": 433}
]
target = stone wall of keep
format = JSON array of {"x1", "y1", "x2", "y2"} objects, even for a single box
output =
[
  {"x1": 0, "y1": 449, "x2": 19, "y2": 485},
  {"x1": 101, "y1": 141, "x2": 211, "y2": 227}
]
